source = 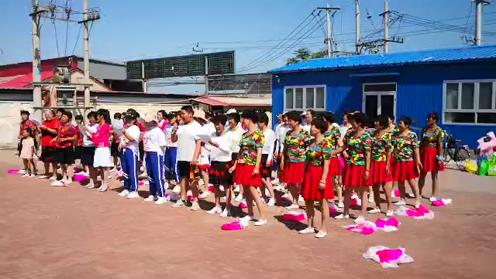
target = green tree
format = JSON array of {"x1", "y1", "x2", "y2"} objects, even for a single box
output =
[{"x1": 286, "y1": 48, "x2": 326, "y2": 65}]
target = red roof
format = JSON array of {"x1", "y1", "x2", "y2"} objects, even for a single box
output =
[{"x1": 0, "y1": 71, "x2": 54, "y2": 88}]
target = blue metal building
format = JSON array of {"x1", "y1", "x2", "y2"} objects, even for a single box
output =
[{"x1": 270, "y1": 45, "x2": 496, "y2": 147}]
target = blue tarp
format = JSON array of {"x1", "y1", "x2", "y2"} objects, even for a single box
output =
[{"x1": 271, "y1": 45, "x2": 496, "y2": 74}]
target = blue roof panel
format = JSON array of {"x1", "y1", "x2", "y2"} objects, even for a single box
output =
[{"x1": 270, "y1": 45, "x2": 496, "y2": 74}]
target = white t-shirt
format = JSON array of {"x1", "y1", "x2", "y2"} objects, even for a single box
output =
[
  {"x1": 275, "y1": 124, "x2": 290, "y2": 154},
  {"x1": 263, "y1": 128, "x2": 276, "y2": 163},
  {"x1": 121, "y1": 125, "x2": 141, "y2": 156},
  {"x1": 203, "y1": 122, "x2": 216, "y2": 136},
  {"x1": 164, "y1": 125, "x2": 178, "y2": 148},
  {"x1": 112, "y1": 119, "x2": 124, "y2": 137},
  {"x1": 226, "y1": 126, "x2": 244, "y2": 153},
  {"x1": 82, "y1": 123, "x2": 98, "y2": 147},
  {"x1": 207, "y1": 133, "x2": 232, "y2": 162},
  {"x1": 143, "y1": 127, "x2": 167, "y2": 155},
  {"x1": 175, "y1": 121, "x2": 201, "y2": 162}
]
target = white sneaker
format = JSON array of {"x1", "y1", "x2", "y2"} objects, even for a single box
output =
[
  {"x1": 207, "y1": 206, "x2": 222, "y2": 214},
  {"x1": 63, "y1": 178, "x2": 73, "y2": 185},
  {"x1": 85, "y1": 181, "x2": 95, "y2": 189},
  {"x1": 219, "y1": 185, "x2": 225, "y2": 192},
  {"x1": 118, "y1": 189, "x2": 130, "y2": 197},
  {"x1": 127, "y1": 191, "x2": 140, "y2": 199},
  {"x1": 394, "y1": 199, "x2": 406, "y2": 206},
  {"x1": 272, "y1": 178, "x2": 280, "y2": 185},
  {"x1": 190, "y1": 201, "x2": 200, "y2": 211},
  {"x1": 198, "y1": 191, "x2": 209, "y2": 199},
  {"x1": 172, "y1": 199, "x2": 185, "y2": 208},
  {"x1": 354, "y1": 216, "x2": 366, "y2": 224},
  {"x1": 337, "y1": 201, "x2": 344, "y2": 208},
  {"x1": 298, "y1": 196, "x2": 305, "y2": 203},
  {"x1": 51, "y1": 180, "x2": 65, "y2": 187},
  {"x1": 220, "y1": 209, "x2": 230, "y2": 217},
  {"x1": 386, "y1": 210, "x2": 394, "y2": 217},
  {"x1": 234, "y1": 194, "x2": 244, "y2": 202},
  {"x1": 267, "y1": 198, "x2": 276, "y2": 207},
  {"x1": 17, "y1": 169, "x2": 27, "y2": 174},
  {"x1": 298, "y1": 227, "x2": 315, "y2": 234},
  {"x1": 22, "y1": 173, "x2": 30, "y2": 177},
  {"x1": 144, "y1": 195, "x2": 155, "y2": 202},
  {"x1": 155, "y1": 197, "x2": 167, "y2": 205},
  {"x1": 49, "y1": 176, "x2": 58, "y2": 181},
  {"x1": 172, "y1": 185, "x2": 181, "y2": 194},
  {"x1": 315, "y1": 231, "x2": 328, "y2": 238},
  {"x1": 254, "y1": 219, "x2": 268, "y2": 226},
  {"x1": 239, "y1": 215, "x2": 253, "y2": 227},
  {"x1": 285, "y1": 204, "x2": 299, "y2": 210},
  {"x1": 368, "y1": 208, "x2": 381, "y2": 214},
  {"x1": 38, "y1": 175, "x2": 48, "y2": 179},
  {"x1": 429, "y1": 196, "x2": 437, "y2": 202},
  {"x1": 368, "y1": 195, "x2": 375, "y2": 203},
  {"x1": 334, "y1": 214, "x2": 350, "y2": 220}
]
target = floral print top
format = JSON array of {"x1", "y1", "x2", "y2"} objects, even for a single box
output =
[
  {"x1": 324, "y1": 125, "x2": 341, "y2": 156},
  {"x1": 421, "y1": 126, "x2": 444, "y2": 148},
  {"x1": 284, "y1": 129, "x2": 311, "y2": 163},
  {"x1": 238, "y1": 129, "x2": 265, "y2": 166},
  {"x1": 371, "y1": 130, "x2": 392, "y2": 162},
  {"x1": 306, "y1": 138, "x2": 332, "y2": 167},
  {"x1": 391, "y1": 131, "x2": 419, "y2": 162},
  {"x1": 343, "y1": 129, "x2": 373, "y2": 166}
]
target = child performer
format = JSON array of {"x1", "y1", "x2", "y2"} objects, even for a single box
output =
[
  {"x1": 20, "y1": 128, "x2": 37, "y2": 177},
  {"x1": 118, "y1": 112, "x2": 141, "y2": 198},
  {"x1": 164, "y1": 113, "x2": 180, "y2": 190},
  {"x1": 206, "y1": 114, "x2": 233, "y2": 217},
  {"x1": 91, "y1": 109, "x2": 114, "y2": 192},
  {"x1": 143, "y1": 117, "x2": 168, "y2": 204},
  {"x1": 80, "y1": 111, "x2": 98, "y2": 189}
]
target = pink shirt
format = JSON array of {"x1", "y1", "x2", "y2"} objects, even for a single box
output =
[{"x1": 91, "y1": 123, "x2": 111, "y2": 148}]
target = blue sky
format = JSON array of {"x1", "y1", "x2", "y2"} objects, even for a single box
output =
[{"x1": 1, "y1": 0, "x2": 496, "y2": 73}]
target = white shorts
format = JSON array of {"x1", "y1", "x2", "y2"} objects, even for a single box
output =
[{"x1": 93, "y1": 147, "x2": 114, "y2": 168}]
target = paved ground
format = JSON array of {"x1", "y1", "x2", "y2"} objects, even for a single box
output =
[{"x1": 0, "y1": 149, "x2": 495, "y2": 279}]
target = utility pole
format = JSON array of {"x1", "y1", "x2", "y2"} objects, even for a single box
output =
[
  {"x1": 475, "y1": 0, "x2": 490, "y2": 46},
  {"x1": 204, "y1": 55, "x2": 209, "y2": 95},
  {"x1": 317, "y1": 4, "x2": 340, "y2": 58},
  {"x1": 383, "y1": 0, "x2": 389, "y2": 53},
  {"x1": 83, "y1": 0, "x2": 90, "y2": 106},
  {"x1": 355, "y1": 0, "x2": 361, "y2": 54},
  {"x1": 30, "y1": 0, "x2": 42, "y2": 122}
]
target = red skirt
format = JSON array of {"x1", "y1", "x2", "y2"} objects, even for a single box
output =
[
  {"x1": 328, "y1": 157, "x2": 341, "y2": 176},
  {"x1": 343, "y1": 164, "x2": 372, "y2": 187},
  {"x1": 302, "y1": 165, "x2": 335, "y2": 201},
  {"x1": 421, "y1": 146, "x2": 445, "y2": 173},
  {"x1": 392, "y1": 160, "x2": 419, "y2": 182},
  {"x1": 370, "y1": 161, "x2": 392, "y2": 184},
  {"x1": 234, "y1": 163, "x2": 263, "y2": 187},
  {"x1": 282, "y1": 162, "x2": 305, "y2": 185}
]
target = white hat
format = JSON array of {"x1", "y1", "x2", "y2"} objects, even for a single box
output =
[{"x1": 226, "y1": 108, "x2": 237, "y2": 114}]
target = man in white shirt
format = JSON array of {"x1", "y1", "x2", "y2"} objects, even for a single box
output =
[
  {"x1": 300, "y1": 110, "x2": 314, "y2": 133},
  {"x1": 274, "y1": 113, "x2": 290, "y2": 186},
  {"x1": 171, "y1": 105, "x2": 202, "y2": 210},
  {"x1": 118, "y1": 113, "x2": 141, "y2": 199},
  {"x1": 258, "y1": 112, "x2": 276, "y2": 206},
  {"x1": 143, "y1": 118, "x2": 167, "y2": 205}
]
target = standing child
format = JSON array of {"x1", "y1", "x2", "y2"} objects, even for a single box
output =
[
  {"x1": 80, "y1": 111, "x2": 99, "y2": 189},
  {"x1": 91, "y1": 109, "x2": 114, "y2": 192},
  {"x1": 111, "y1": 112, "x2": 124, "y2": 169},
  {"x1": 143, "y1": 117, "x2": 168, "y2": 205},
  {"x1": 164, "y1": 113, "x2": 180, "y2": 190},
  {"x1": 118, "y1": 112, "x2": 141, "y2": 198},
  {"x1": 51, "y1": 111, "x2": 78, "y2": 187},
  {"x1": 20, "y1": 128, "x2": 37, "y2": 177},
  {"x1": 74, "y1": 115, "x2": 84, "y2": 172}
]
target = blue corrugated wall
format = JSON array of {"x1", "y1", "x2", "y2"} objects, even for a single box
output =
[{"x1": 272, "y1": 61, "x2": 496, "y2": 148}]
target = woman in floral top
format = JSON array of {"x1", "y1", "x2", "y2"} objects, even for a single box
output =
[
  {"x1": 391, "y1": 117, "x2": 422, "y2": 208},
  {"x1": 234, "y1": 111, "x2": 267, "y2": 226},
  {"x1": 332, "y1": 113, "x2": 372, "y2": 221},
  {"x1": 323, "y1": 112, "x2": 342, "y2": 208},
  {"x1": 368, "y1": 115, "x2": 394, "y2": 216},
  {"x1": 280, "y1": 111, "x2": 312, "y2": 210},
  {"x1": 419, "y1": 112, "x2": 445, "y2": 202},
  {"x1": 299, "y1": 118, "x2": 333, "y2": 239}
]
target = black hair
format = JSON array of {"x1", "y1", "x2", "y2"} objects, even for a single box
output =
[
  {"x1": 180, "y1": 105, "x2": 194, "y2": 115},
  {"x1": 427, "y1": 112, "x2": 439, "y2": 122},
  {"x1": 375, "y1": 114, "x2": 389, "y2": 130},
  {"x1": 241, "y1": 110, "x2": 258, "y2": 123},
  {"x1": 20, "y1": 110, "x2": 30, "y2": 116},
  {"x1": 56, "y1": 108, "x2": 66, "y2": 114},
  {"x1": 311, "y1": 117, "x2": 329, "y2": 134},
  {"x1": 114, "y1": 112, "x2": 122, "y2": 119},
  {"x1": 306, "y1": 109, "x2": 315, "y2": 117},
  {"x1": 257, "y1": 112, "x2": 269, "y2": 126},
  {"x1": 166, "y1": 113, "x2": 175, "y2": 120},
  {"x1": 227, "y1": 112, "x2": 240, "y2": 124},
  {"x1": 400, "y1": 116, "x2": 413, "y2": 127},
  {"x1": 351, "y1": 112, "x2": 368, "y2": 128},
  {"x1": 157, "y1": 110, "x2": 167, "y2": 118},
  {"x1": 96, "y1": 109, "x2": 111, "y2": 124},
  {"x1": 75, "y1": 114, "x2": 83, "y2": 121},
  {"x1": 286, "y1": 111, "x2": 301, "y2": 123},
  {"x1": 124, "y1": 112, "x2": 138, "y2": 121},
  {"x1": 61, "y1": 110, "x2": 73, "y2": 120},
  {"x1": 211, "y1": 114, "x2": 227, "y2": 126},
  {"x1": 388, "y1": 113, "x2": 395, "y2": 121},
  {"x1": 323, "y1": 111, "x2": 336, "y2": 124},
  {"x1": 205, "y1": 111, "x2": 214, "y2": 119},
  {"x1": 87, "y1": 111, "x2": 97, "y2": 119}
]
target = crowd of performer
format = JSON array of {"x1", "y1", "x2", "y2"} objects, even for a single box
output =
[{"x1": 16, "y1": 106, "x2": 445, "y2": 238}]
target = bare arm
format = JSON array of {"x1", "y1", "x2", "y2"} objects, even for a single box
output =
[
  {"x1": 191, "y1": 140, "x2": 202, "y2": 164},
  {"x1": 253, "y1": 147, "x2": 263, "y2": 174}
]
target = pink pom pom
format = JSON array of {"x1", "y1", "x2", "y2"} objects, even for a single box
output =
[
  {"x1": 394, "y1": 189, "x2": 401, "y2": 197},
  {"x1": 208, "y1": 186, "x2": 215, "y2": 192},
  {"x1": 221, "y1": 221, "x2": 244, "y2": 231},
  {"x1": 376, "y1": 249, "x2": 403, "y2": 263},
  {"x1": 282, "y1": 212, "x2": 306, "y2": 222},
  {"x1": 73, "y1": 173, "x2": 89, "y2": 182},
  {"x1": 7, "y1": 169, "x2": 20, "y2": 174},
  {"x1": 432, "y1": 199, "x2": 445, "y2": 206},
  {"x1": 239, "y1": 201, "x2": 248, "y2": 209},
  {"x1": 138, "y1": 181, "x2": 145, "y2": 186}
]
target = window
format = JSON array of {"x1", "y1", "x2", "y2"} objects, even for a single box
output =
[
  {"x1": 284, "y1": 86, "x2": 326, "y2": 111},
  {"x1": 444, "y1": 80, "x2": 496, "y2": 124},
  {"x1": 362, "y1": 82, "x2": 396, "y2": 120}
]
